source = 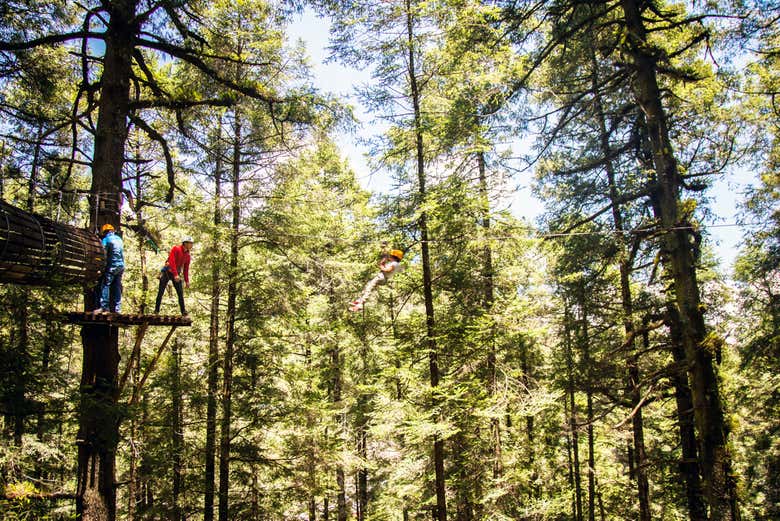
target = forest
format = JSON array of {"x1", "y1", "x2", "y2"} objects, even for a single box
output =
[{"x1": 0, "y1": 1, "x2": 778, "y2": 520}]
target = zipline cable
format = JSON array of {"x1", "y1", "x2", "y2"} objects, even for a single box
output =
[{"x1": 258, "y1": 221, "x2": 770, "y2": 245}]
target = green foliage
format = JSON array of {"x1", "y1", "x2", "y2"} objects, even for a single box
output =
[
  {"x1": 1, "y1": 480, "x2": 74, "y2": 521},
  {"x1": 0, "y1": 1, "x2": 778, "y2": 520}
]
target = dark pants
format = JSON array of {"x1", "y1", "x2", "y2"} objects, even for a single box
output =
[
  {"x1": 154, "y1": 270, "x2": 186, "y2": 314},
  {"x1": 98, "y1": 266, "x2": 124, "y2": 312}
]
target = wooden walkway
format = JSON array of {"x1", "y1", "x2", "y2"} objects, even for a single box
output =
[
  {"x1": 0, "y1": 200, "x2": 104, "y2": 286},
  {"x1": 62, "y1": 312, "x2": 192, "y2": 327}
]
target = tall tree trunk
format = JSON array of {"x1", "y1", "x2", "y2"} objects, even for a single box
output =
[
  {"x1": 477, "y1": 150, "x2": 501, "y2": 483},
  {"x1": 580, "y1": 310, "x2": 596, "y2": 521},
  {"x1": 35, "y1": 309, "x2": 55, "y2": 479},
  {"x1": 453, "y1": 432, "x2": 474, "y2": 521},
  {"x1": 666, "y1": 307, "x2": 708, "y2": 521},
  {"x1": 127, "y1": 339, "x2": 141, "y2": 521},
  {"x1": 589, "y1": 45, "x2": 651, "y2": 519},
  {"x1": 26, "y1": 123, "x2": 43, "y2": 213},
  {"x1": 336, "y1": 468, "x2": 347, "y2": 521},
  {"x1": 519, "y1": 338, "x2": 538, "y2": 497},
  {"x1": 404, "y1": 2, "x2": 446, "y2": 519},
  {"x1": 78, "y1": 1, "x2": 136, "y2": 519},
  {"x1": 356, "y1": 326, "x2": 370, "y2": 521},
  {"x1": 309, "y1": 498, "x2": 317, "y2": 521},
  {"x1": 127, "y1": 139, "x2": 150, "y2": 521},
  {"x1": 171, "y1": 338, "x2": 184, "y2": 521},
  {"x1": 564, "y1": 305, "x2": 583, "y2": 521},
  {"x1": 586, "y1": 385, "x2": 595, "y2": 521},
  {"x1": 9, "y1": 289, "x2": 28, "y2": 449},
  {"x1": 205, "y1": 119, "x2": 224, "y2": 521},
  {"x1": 77, "y1": 324, "x2": 121, "y2": 521},
  {"x1": 304, "y1": 333, "x2": 318, "y2": 521},
  {"x1": 331, "y1": 337, "x2": 348, "y2": 521},
  {"x1": 251, "y1": 466, "x2": 260, "y2": 520},
  {"x1": 138, "y1": 393, "x2": 153, "y2": 515},
  {"x1": 249, "y1": 360, "x2": 261, "y2": 520},
  {"x1": 218, "y1": 115, "x2": 241, "y2": 521},
  {"x1": 389, "y1": 293, "x2": 404, "y2": 401},
  {"x1": 619, "y1": 2, "x2": 736, "y2": 518}
]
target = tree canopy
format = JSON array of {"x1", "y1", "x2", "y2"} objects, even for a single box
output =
[{"x1": 0, "y1": 1, "x2": 777, "y2": 521}]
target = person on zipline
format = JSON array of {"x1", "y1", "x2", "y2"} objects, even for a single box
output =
[
  {"x1": 349, "y1": 248, "x2": 404, "y2": 312},
  {"x1": 94, "y1": 223, "x2": 125, "y2": 314},
  {"x1": 154, "y1": 237, "x2": 193, "y2": 316}
]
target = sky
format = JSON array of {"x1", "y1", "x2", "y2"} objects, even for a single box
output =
[{"x1": 287, "y1": 9, "x2": 755, "y2": 272}]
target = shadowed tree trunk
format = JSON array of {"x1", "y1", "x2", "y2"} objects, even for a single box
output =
[
  {"x1": 77, "y1": 1, "x2": 136, "y2": 519},
  {"x1": 564, "y1": 304, "x2": 583, "y2": 521},
  {"x1": 665, "y1": 307, "x2": 708, "y2": 521},
  {"x1": 582, "y1": 313, "x2": 595, "y2": 521},
  {"x1": 205, "y1": 119, "x2": 224, "y2": 521},
  {"x1": 332, "y1": 346, "x2": 348, "y2": 521},
  {"x1": 563, "y1": 305, "x2": 583, "y2": 521},
  {"x1": 477, "y1": 149, "x2": 501, "y2": 484},
  {"x1": 127, "y1": 136, "x2": 151, "y2": 521},
  {"x1": 588, "y1": 43, "x2": 652, "y2": 519},
  {"x1": 218, "y1": 114, "x2": 241, "y2": 521},
  {"x1": 171, "y1": 337, "x2": 183, "y2": 521},
  {"x1": 405, "y1": 1, "x2": 446, "y2": 518},
  {"x1": 356, "y1": 324, "x2": 370, "y2": 521},
  {"x1": 619, "y1": 1, "x2": 737, "y2": 518}
]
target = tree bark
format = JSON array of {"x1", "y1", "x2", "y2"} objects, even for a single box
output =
[
  {"x1": 477, "y1": 150, "x2": 502, "y2": 483},
  {"x1": 250, "y1": 361, "x2": 261, "y2": 520},
  {"x1": 331, "y1": 339, "x2": 348, "y2": 521},
  {"x1": 127, "y1": 340, "x2": 140, "y2": 521},
  {"x1": 666, "y1": 307, "x2": 708, "y2": 521},
  {"x1": 304, "y1": 335, "x2": 318, "y2": 521},
  {"x1": 580, "y1": 310, "x2": 596, "y2": 521},
  {"x1": 218, "y1": 114, "x2": 241, "y2": 521},
  {"x1": 77, "y1": 325, "x2": 121, "y2": 521},
  {"x1": 405, "y1": 2, "x2": 446, "y2": 519},
  {"x1": 564, "y1": 305, "x2": 583, "y2": 521},
  {"x1": 171, "y1": 338, "x2": 184, "y2": 521},
  {"x1": 520, "y1": 339, "x2": 538, "y2": 497},
  {"x1": 619, "y1": 1, "x2": 736, "y2": 518},
  {"x1": 78, "y1": 1, "x2": 136, "y2": 518},
  {"x1": 127, "y1": 139, "x2": 150, "y2": 521},
  {"x1": 356, "y1": 327, "x2": 370, "y2": 521},
  {"x1": 205, "y1": 118, "x2": 223, "y2": 521},
  {"x1": 589, "y1": 43, "x2": 651, "y2": 520}
]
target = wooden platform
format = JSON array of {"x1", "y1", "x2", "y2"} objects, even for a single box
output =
[{"x1": 62, "y1": 312, "x2": 192, "y2": 327}]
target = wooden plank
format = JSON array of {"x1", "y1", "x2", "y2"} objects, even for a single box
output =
[{"x1": 60, "y1": 312, "x2": 192, "y2": 327}]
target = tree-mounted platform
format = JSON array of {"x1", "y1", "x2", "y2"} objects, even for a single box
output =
[
  {"x1": 62, "y1": 312, "x2": 192, "y2": 327},
  {"x1": 61, "y1": 311, "x2": 190, "y2": 405},
  {"x1": 0, "y1": 200, "x2": 104, "y2": 286}
]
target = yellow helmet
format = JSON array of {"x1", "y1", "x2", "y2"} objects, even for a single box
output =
[
  {"x1": 390, "y1": 249, "x2": 404, "y2": 260},
  {"x1": 101, "y1": 224, "x2": 115, "y2": 233}
]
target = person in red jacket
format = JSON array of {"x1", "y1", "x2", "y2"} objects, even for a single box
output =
[{"x1": 154, "y1": 237, "x2": 193, "y2": 315}]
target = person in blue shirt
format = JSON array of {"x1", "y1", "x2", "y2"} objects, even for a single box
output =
[{"x1": 94, "y1": 223, "x2": 125, "y2": 314}]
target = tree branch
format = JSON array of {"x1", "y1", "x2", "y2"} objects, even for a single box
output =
[
  {"x1": 128, "y1": 115, "x2": 179, "y2": 202},
  {"x1": 0, "y1": 31, "x2": 101, "y2": 51}
]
